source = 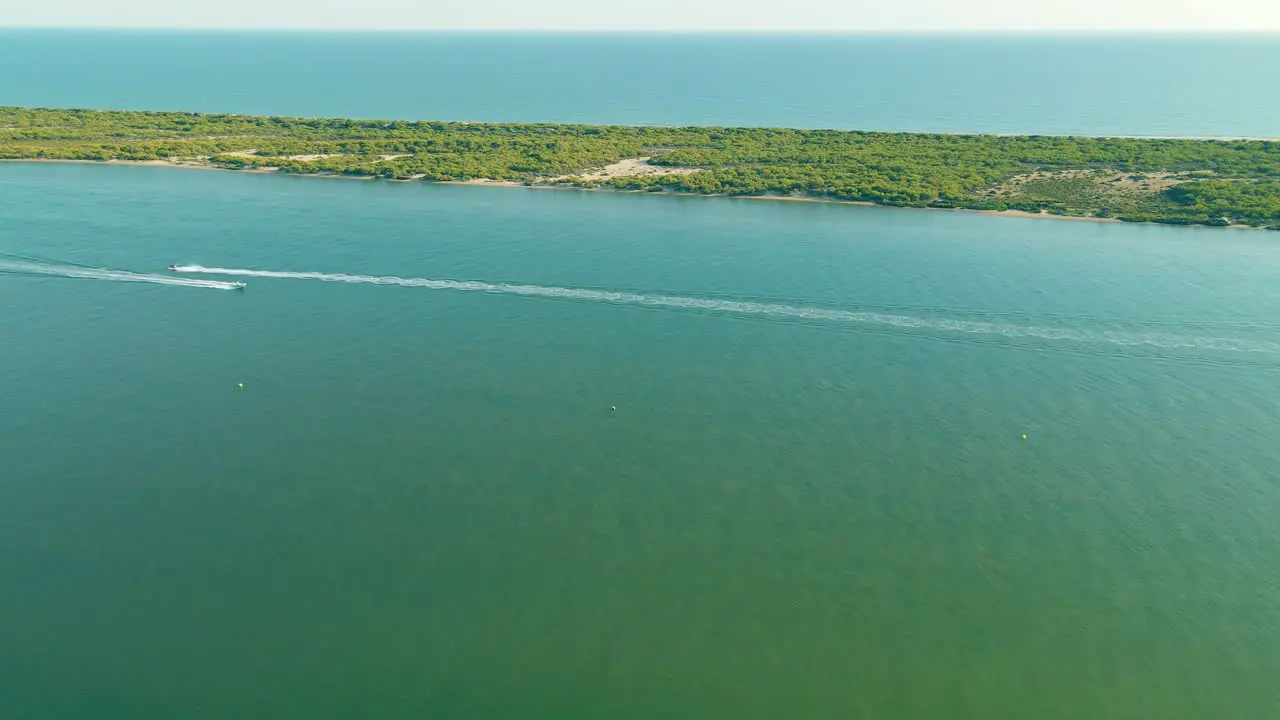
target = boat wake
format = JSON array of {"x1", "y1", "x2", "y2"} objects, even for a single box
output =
[
  {"x1": 170, "y1": 265, "x2": 1280, "y2": 356},
  {"x1": 0, "y1": 259, "x2": 243, "y2": 291}
]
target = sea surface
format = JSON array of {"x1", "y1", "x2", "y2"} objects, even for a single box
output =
[
  {"x1": 3, "y1": 163, "x2": 1280, "y2": 718},
  {"x1": 2, "y1": 31, "x2": 1280, "y2": 136},
  {"x1": 4, "y1": 31, "x2": 1280, "y2": 719}
]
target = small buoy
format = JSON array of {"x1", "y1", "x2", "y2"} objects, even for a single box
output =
[
  {"x1": 611, "y1": 406, "x2": 617, "y2": 411},
  {"x1": 237, "y1": 383, "x2": 244, "y2": 388},
  {"x1": 1021, "y1": 434, "x2": 1027, "y2": 440}
]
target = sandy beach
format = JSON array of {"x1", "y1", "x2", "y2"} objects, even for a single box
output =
[
  {"x1": 0, "y1": 157, "x2": 1267, "y2": 231},
  {"x1": 557, "y1": 157, "x2": 703, "y2": 182}
]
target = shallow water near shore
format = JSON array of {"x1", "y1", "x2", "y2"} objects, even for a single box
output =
[{"x1": 2, "y1": 162, "x2": 1280, "y2": 717}]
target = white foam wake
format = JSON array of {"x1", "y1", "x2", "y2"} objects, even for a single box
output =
[
  {"x1": 2, "y1": 261, "x2": 243, "y2": 290},
  {"x1": 170, "y1": 265, "x2": 1280, "y2": 354}
]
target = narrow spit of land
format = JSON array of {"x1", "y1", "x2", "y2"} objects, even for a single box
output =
[{"x1": 2, "y1": 107, "x2": 1278, "y2": 229}]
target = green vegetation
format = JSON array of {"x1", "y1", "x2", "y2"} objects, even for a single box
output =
[{"x1": 3, "y1": 106, "x2": 1279, "y2": 228}]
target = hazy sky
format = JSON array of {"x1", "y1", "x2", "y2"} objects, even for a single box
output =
[{"x1": 5, "y1": 0, "x2": 1279, "y2": 31}]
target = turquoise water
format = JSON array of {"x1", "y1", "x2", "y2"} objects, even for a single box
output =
[
  {"x1": 3, "y1": 162, "x2": 1280, "y2": 717},
  {"x1": 3, "y1": 31, "x2": 1280, "y2": 136}
]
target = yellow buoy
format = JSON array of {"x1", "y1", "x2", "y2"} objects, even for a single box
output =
[
  {"x1": 1021, "y1": 434, "x2": 1027, "y2": 440},
  {"x1": 237, "y1": 383, "x2": 244, "y2": 388}
]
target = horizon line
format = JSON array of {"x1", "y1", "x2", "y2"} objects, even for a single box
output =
[{"x1": 3, "y1": 27, "x2": 1279, "y2": 35}]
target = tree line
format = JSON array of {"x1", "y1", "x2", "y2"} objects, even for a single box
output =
[{"x1": 2, "y1": 106, "x2": 1277, "y2": 228}]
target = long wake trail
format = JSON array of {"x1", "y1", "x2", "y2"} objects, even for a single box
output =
[
  {"x1": 172, "y1": 265, "x2": 1280, "y2": 355},
  {"x1": 1, "y1": 260, "x2": 243, "y2": 290}
]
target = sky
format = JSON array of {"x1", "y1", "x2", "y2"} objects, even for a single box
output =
[{"x1": 4, "y1": 0, "x2": 1279, "y2": 31}]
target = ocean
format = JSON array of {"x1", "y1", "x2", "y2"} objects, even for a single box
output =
[
  {"x1": 2, "y1": 31, "x2": 1280, "y2": 136},
  {"x1": 2, "y1": 32, "x2": 1280, "y2": 719}
]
